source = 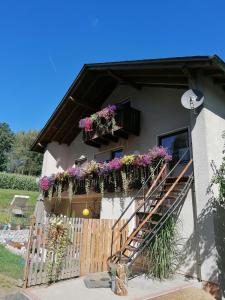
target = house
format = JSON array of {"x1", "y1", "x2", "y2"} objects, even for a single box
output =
[{"x1": 32, "y1": 55, "x2": 225, "y2": 294}]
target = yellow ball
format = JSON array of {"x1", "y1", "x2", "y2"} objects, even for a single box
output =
[{"x1": 82, "y1": 208, "x2": 90, "y2": 216}]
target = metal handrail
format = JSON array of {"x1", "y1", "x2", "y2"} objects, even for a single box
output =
[
  {"x1": 111, "y1": 158, "x2": 164, "y2": 230},
  {"x1": 128, "y1": 173, "x2": 194, "y2": 266},
  {"x1": 119, "y1": 148, "x2": 190, "y2": 233}
]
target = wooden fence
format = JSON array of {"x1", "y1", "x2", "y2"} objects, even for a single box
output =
[
  {"x1": 23, "y1": 217, "x2": 127, "y2": 287},
  {"x1": 80, "y1": 219, "x2": 127, "y2": 276}
]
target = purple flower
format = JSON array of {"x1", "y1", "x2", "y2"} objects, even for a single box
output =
[
  {"x1": 149, "y1": 146, "x2": 172, "y2": 161},
  {"x1": 97, "y1": 162, "x2": 110, "y2": 175},
  {"x1": 108, "y1": 158, "x2": 122, "y2": 171},
  {"x1": 67, "y1": 167, "x2": 84, "y2": 179}
]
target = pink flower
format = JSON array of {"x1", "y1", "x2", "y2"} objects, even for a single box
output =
[
  {"x1": 79, "y1": 117, "x2": 93, "y2": 132},
  {"x1": 133, "y1": 154, "x2": 152, "y2": 167},
  {"x1": 149, "y1": 146, "x2": 172, "y2": 161},
  {"x1": 108, "y1": 158, "x2": 122, "y2": 171},
  {"x1": 39, "y1": 176, "x2": 54, "y2": 191}
]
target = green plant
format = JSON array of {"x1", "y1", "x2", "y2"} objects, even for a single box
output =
[
  {"x1": 144, "y1": 217, "x2": 181, "y2": 280},
  {"x1": 0, "y1": 244, "x2": 24, "y2": 279},
  {"x1": 209, "y1": 133, "x2": 225, "y2": 206},
  {"x1": 0, "y1": 172, "x2": 38, "y2": 191},
  {"x1": 46, "y1": 216, "x2": 71, "y2": 282}
]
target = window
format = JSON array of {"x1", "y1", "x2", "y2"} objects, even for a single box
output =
[
  {"x1": 111, "y1": 149, "x2": 124, "y2": 159},
  {"x1": 158, "y1": 129, "x2": 190, "y2": 167}
]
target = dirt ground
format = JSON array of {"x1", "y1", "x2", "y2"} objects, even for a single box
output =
[{"x1": 152, "y1": 287, "x2": 215, "y2": 300}]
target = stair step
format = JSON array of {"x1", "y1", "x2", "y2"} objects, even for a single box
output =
[
  {"x1": 141, "y1": 228, "x2": 151, "y2": 233},
  {"x1": 166, "y1": 176, "x2": 189, "y2": 183},
  {"x1": 164, "y1": 182, "x2": 185, "y2": 187},
  {"x1": 146, "y1": 220, "x2": 158, "y2": 225},
  {"x1": 152, "y1": 212, "x2": 163, "y2": 216},
  {"x1": 132, "y1": 236, "x2": 144, "y2": 242},
  {"x1": 120, "y1": 256, "x2": 131, "y2": 263},
  {"x1": 163, "y1": 188, "x2": 183, "y2": 193},
  {"x1": 125, "y1": 245, "x2": 137, "y2": 252},
  {"x1": 155, "y1": 196, "x2": 176, "y2": 200}
]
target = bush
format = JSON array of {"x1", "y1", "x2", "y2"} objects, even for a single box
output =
[{"x1": 0, "y1": 172, "x2": 38, "y2": 191}]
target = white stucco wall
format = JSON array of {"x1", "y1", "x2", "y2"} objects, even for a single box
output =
[
  {"x1": 41, "y1": 79, "x2": 225, "y2": 286},
  {"x1": 42, "y1": 85, "x2": 190, "y2": 172},
  {"x1": 190, "y1": 75, "x2": 225, "y2": 287},
  {"x1": 101, "y1": 195, "x2": 135, "y2": 234}
]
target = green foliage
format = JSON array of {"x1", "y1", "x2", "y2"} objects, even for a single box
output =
[
  {"x1": 210, "y1": 132, "x2": 225, "y2": 206},
  {"x1": 0, "y1": 244, "x2": 24, "y2": 279},
  {"x1": 144, "y1": 217, "x2": 181, "y2": 280},
  {"x1": 8, "y1": 130, "x2": 43, "y2": 176},
  {"x1": 46, "y1": 216, "x2": 71, "y2": 282},
  {"x1": 0, "y1": 123, "x2": 14, "y2": 172},
  {"x1": 0, "y1": 172, "x2": 38, "y2": 191},
  {"x1": 0, "y1": 188, "x2": 38, "y2": 208}
]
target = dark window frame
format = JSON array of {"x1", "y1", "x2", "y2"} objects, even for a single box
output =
[{"x1": 158, "y1": 128, "x2": 191, "y2": 166}]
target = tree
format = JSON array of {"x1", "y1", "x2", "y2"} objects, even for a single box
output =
[
  {"x1": 8, "y1": 130, "x2": 43, "y2": 176},
  {"x1": 0, "y1": 122, "x2": 14, "y2": 171}
]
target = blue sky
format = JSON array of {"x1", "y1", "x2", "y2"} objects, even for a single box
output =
[{"x1": 0, "y1": 0, "x2": 224, "y2": 132}]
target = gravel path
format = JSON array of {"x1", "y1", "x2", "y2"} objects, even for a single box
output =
[{"x1": 0, "y1": 230, "x2": 29, "y2": 245}]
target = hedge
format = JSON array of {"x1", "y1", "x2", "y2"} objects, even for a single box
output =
[{"x1": 0, "y1": 172, "x2": 39, "y2": 191}]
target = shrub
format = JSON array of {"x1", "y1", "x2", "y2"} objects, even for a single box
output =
[
  {"x1": 144, "y1": 217, "x2": 181, "y2": 280},
  {"x1": 0, "y1": 172, "x2": 38, "y2": 191}
]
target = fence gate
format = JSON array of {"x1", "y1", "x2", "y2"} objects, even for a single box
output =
[
  {"x1": 23, "y1": 216, "x2": 83, "y2": 287},
  {"x1": 23, "y1": 217, "x2": 127, "y2": 287}
]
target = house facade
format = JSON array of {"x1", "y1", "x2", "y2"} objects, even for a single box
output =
[{"x1": 32, "y1": 55, "x2": 225, "y2": 292}]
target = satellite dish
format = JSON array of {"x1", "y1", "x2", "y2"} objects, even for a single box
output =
[{"x1": 181, "y1": 89, "x2": 204, "y2": 110}]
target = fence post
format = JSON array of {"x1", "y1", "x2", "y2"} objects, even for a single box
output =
[{"x1": 23, "y1": 216, "x2": 36, "y2": 288}]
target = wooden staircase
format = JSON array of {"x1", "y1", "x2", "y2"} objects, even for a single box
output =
[{"x1": 109, "y1": 154, "x2": 193, "y2": 268}]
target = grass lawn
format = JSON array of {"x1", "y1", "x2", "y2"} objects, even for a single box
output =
[
  {"x1": 0, "y1": 188, "x2": 39, "y2": 226},
  {"x1": 0, "y1": 188, "x2": 39, "y2": 209},
  {"x1": 0, "y1": 244, "x2": 24, "y2": 280}
]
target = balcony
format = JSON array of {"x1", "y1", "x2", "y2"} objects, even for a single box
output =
[{"x1": 81, "y1": 103, "x2": 140, "y2": 148}]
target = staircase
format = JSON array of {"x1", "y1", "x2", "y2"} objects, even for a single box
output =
[{"x1": 109, "y1": 152, "x2": 193, "y2": 268}]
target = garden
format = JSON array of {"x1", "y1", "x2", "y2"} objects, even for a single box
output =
[{"x1": 0, "y1": 172, "x2": 39, "y2": 295}]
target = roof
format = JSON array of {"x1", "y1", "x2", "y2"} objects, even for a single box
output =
[{"x1": 32, "y1": 55, "x2": 225, "y2": 152}]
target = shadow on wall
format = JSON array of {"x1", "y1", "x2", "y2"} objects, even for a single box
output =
[
  {"x1": 181, "y1": 197, "x2": 225, "y2": 297},
  {"x1": 181, "y1": 199, "x2": 217, "y2": 280},
  {"x1": 47, "y1": 142, "x2": 71, "y2": 171},
  {"x1": 214, "y1": 203, "x2": 225, "y2": 298}
]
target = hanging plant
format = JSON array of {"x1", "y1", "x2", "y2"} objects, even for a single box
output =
[
  {"x1": 113, "y1": 171, "x2": 117, "y2": 192},
  {"x1": 46, "y1": 216, "x2": 71, "y2": 282},
  {"x1": 121, "y1": 170, "x2": 129, "y2": 196},
  {"x1": 48, "y1": 186, "x2": 53, "y2": 202},
  {"x1": 39, "y1": 147, "x2": 172, "y2": 197},
  {"x1": 57, "y1": 183, "x2": 62, "y2": 201},
  {"x1": 79, "y1": 104, "x2": 117, "y2": 135},
  {"x1": 85, "y1": 178, "x2": 90, "y2": 194},
  {"x1": 68, "y1": 179, "x2": 73, "y2": 202},
  {"x1": 99, "y1": 177, "x2": 104, "y2": 197}
]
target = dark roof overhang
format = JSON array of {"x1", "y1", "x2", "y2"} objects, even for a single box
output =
[{"x1": 31, "y1": 55, "x2": 225, "y2": 152}]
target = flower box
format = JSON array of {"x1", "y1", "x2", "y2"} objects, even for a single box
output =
[{"x1": 79, "y1": 102, "x2": 140, "y2": 148}]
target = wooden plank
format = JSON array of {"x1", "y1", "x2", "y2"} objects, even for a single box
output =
[
  {"x1": 23, "y1": 217, "x2": 35, "y2": 288},
  {"x1": 39, "y1": 221, "x2": 47, "y2": 284}
]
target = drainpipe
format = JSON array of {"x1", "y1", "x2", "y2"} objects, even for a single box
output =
[{"x1": 185, "y1": 70, "x2": 202, "y2": 282}]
